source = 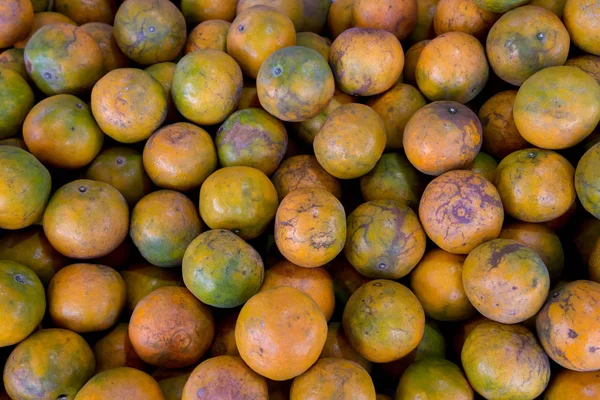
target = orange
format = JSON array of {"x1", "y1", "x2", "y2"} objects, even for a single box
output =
[
  {"x1": 409, "y1": 0, "x2": 439, "y2": 42},
  {"x1": 181, "y1": 0, "x2": 237, "y2": 24},
  {"x1": 320, "y1": 322, "x2": 372, "y2": 373},
  {"x1": 144, "y1": 62, "x2": 179, "y2": 123},
  {"x1": 271, "y1": 155, "x2": 342, "y2": 201},
  {"x1": 93, "y1": 323, "x2": 147, "y2": 373},
  {"x1": 576, "y1": 142, "x2": 600, "y2": 219},
  {"x1": 396, "y1": 358, "x2": 474, "y2": 400},
  {"x1": 120, "y1": 263, "x2": 184, "y2": 313},
  {"x1": 296, "y1": 31, "x2": 330, "y2": 59},
  {"x1": 0, "y1": 0, "x2": 33, "y2": 48},
  {"x1": 153, "y1": 369, "x2": 193, "y2": 400},
  {"x1": 185, "y1": 20, "x2": 231, "y2": 54},
  {"x1": 74, "y1": 367, "x2": 163, "y2": 400},
  {"x1": 564, "y1": 0, "x2": 600, "y2": 56},
  {"x1": 351, "y1": 0, "x2": 418, "y2": 40},
  {"x1": 326, "y1": 257, "x2": 372, "y2": 305},
  {"x1": 237, "y1": 0, "x2": 305, "y2": 31},
  {"x1": 291, "y1": 98, "x2": 342, "y2": 144},
  {"x1": 0, "y1": 48, "x2": 28, "y2": 79},
  {"x1": 529, "y1": 0, "x2": 569, "y2": 15},
  {"x1": 209, "y1": 312, "x2": 240, "y2": 357},
  {"x1": 544, "y1": 369, "x2": 600, "y2": 399},
  {"x1": 473, "y1": 0, "x2": 528, "y2": 11},
  {"x1": 434, "y1": 0, "x2": 498, "y2": 39},
  {"x1": 54, "y1": 0, "x2": 117, "y2": 25},
  {"x1": 327, "y1": 0, "x2": 353, "y2": 38},
  {"x1": 302, "y1": 0, "x2": 331, "y2": 33},
  {"x1": 566, "y1": 55, "x2": 600, "y2": 84},
  {"x1": 466, "y1": 152, "x2": 497, "y2": 182},
  {"x1": 14, "y1": 11, "x2": 76, "y2": 49},
  {"x1": 80, "y1": 22, "x2": 130, "y2": 74},
  {"x1": 238, "y1": 83, "x2": 262, "y2": 110},
  {"x1": 0, "y1": 68, "x2": 34, "y2": 140}
]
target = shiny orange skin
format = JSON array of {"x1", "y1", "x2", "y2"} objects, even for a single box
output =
[
  {"x1": 327, "y1": 0, "x2": 353, "y2": 38},
  {"x1": 494, "y1": 148, "x2": 575, "y2": 223},
  {"x1": 367, "y1": 84, "x2": 427, "y2": 150},
  {"x1": 329, "y1": 28, "x2": 404, "y2": 96},
  {"x1": 48, "y1": 263, "x2": 126, "y2": 333},
  {"x1": 209, "y1": 312, "x2": 240, "y2": 357},
  {"x1": 235, "y1": 286, "x2": 328, "y2": 381},
  {"x1": 513, "y1": 66, "x2": 600, "y2": 150},
  {"x1": 43, "y1": 179, "x2": 129, "y2": 259},
  {"x1": 260, "y1": 260, "x2": 335, "y2": 321},
  {"x1": 200, "y1": 166, "x2": 279, "y2": 240},
  {"x1": 0, "y1": 48, "x2": 28, "y2": 79},
  {"x1": 478, "y1": 90, "x2": 529, "y2": 159},
  {"x1": 314, "y1": 103, "x2": 386, "y2": 179},
  {"x1": 401, "y1": 41, "x2": 429, "y2": 85},
  {"x1": 93, "y1": 323, "x2": 147, "y2": 373},
  {"x1": 320, "y1": 322, "x2": 372, "y2": 373},
  {"x1": 275, "y1": 188, "x2": 346, "y2": 268},
  {"x1": 120, "y1": 263, "x2": 184, "y2": 313},
  {"x1": 396, "y1": 358, "x2": 474, "y2": 400},
  {"x1": 296, "y1": 32, "x2": 331, "y2": 60},
  {"x1": 416, "y1": 31, "x2": 489, "y2": 104},
  {"x1": 237, "y1": 0, "x2": 305, "y2": 31},
  {"x1": 113, "y1": 0, "x2": 187, "y2": 65},
  {"x1": 290, "y1": 358, "x2": 376, "y2": 400},
  {"x1": 409, "y1": 0, "x2": 439, "y2": 41},
  {"x1": 352, "y1": 0, "x2": 418, "y2": 40},
  {"x1": 544, "y1": 369, "x2": 600, "y2": 399},
  {"x1": 564, "y1": 0, "x2": 600, "y2": 56},
  {"x1": 499, "y1": 221, "x2": 564, "y2": 282},
  {"x1": 24, "y1": 23, "x2": 104, "y2": 96},
  {"x1": 182, "y1": 356, "x2": 268, "y2": 400},
  {"x1": 403, "y1": 101, "x2": 482, "y2": 176},
  {"x1": 80, "y1": 22, "x2": 130, "y2": 75},
  {"x1": 271, "y1": 155, "x2": 342, "y2": 201},
  {"x1": 91, "y1": 68, "x2": 168, "y2": 144},
  {"x1": 466, "y1": 151, "x2": 498, "y2": 182},
  {"x1": 74, "y1": 367, "x2": 164, "y2": 400},
  {"x1": 343, "y1": 280, "x2": 425, "y2": 363},
  {"x1": 54, "y1": 0, "x2": 117, "y2": 25},
  {"x1": 566, "y1": 55, "x2": 600, "y2": 85},
  {"x1": 434, "y1": 0, "x2": 499, "y2": 39},
  {"x1": 0, "y1": 0, "x2": 33, "y2": 48},
  {"x1": 3, "y1": 329, "x2": 95, "y2": 400},
  {"x1": 536, "y1": 280, "x2": 600, "y2": 371},
  {"x1": 23, "y1": 94, "x2": 104, "y2": 169},
  {"x1": 181, "y1": 0, "x2": 237, "y2": 24},
  {"x1": 185, "y1": 20, "x2": 231, "y2": 54},
  {"x1": 129, "y1": 286, "x2": 214, "y2": 369},
  {"x1": 410, "y1": 249, "x2": 477, "y2": 321},
  {"x1": 419, "y1": 170, "x2": 504, "y2": 254},
  {"x1": 85, "y1": 147, "x2": 152, "y2": 207},
  {"x1": 14, "y1": 11, "x2": 76, "y2": 49}
]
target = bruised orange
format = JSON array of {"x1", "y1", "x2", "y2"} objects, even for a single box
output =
[
  {"x1": 0, "y1": 0, "x2": 33, "y2": 48},
  {"x1": 13, "y1": 11, "x2": 76, "y2": 49},
  {"x1": 80, "y1": 22, "x2": 130, "y2": 74},
  {"x1": 351, "y1": 0, "x2": 418, "y2": 40},
  {"x1": 181, "y1": 0, "x2": 237, "y2": 24},
  {"x1": 120, "y1": 263, "x2": 184, "y2": 313},
  {"x1": 271, "y1": 155, "x2": 342, "y2": 201},
  {"x1": 544, "y1": 369, "x2": 600, "y2": 399},
  {"x1": 566, "y1": 55, "x2": 600, "y2": 85},
  {"x1": 74, "y1": 367, "x2": 163, "y2": 400},
  {"x1": 54, "y1": 0, "x2": 117, "y2": 25},
  {"x1": 185, "y1": 19, "x2": 231, "y2": 54},
  {"x1": 409, "y1": 0, "x2": 439, "y2": 42},
  {"x1": 237, "y1": 0, "x2": 305, "y2": 31},
  {"x1": 209, "y1": 312, "x2": 240, "y2": 357},
  {"x1": 564, "y1": 0, "x2": 600, "y2": 56},
  {"x1": 93, "y1": 323, "x2": 147, "y2": 373},
  {"x1": 327, "y1": 0, "x2": 353, "y2": 38},
  {"x1": 434, "y1": 0, "x2": 498, "y2": 39}
]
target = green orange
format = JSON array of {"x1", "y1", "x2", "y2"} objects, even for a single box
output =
[
  {"x1": 0, "y1": 68, "x2": 34, "y2": 139},
  {"x1": 396, "y1": 358, "x2": 473, "y2": 400}
]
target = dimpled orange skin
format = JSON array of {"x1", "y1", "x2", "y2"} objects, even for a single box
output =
[
  {"x1": 235, "y1": 286, "x2": 328, "y2": 381},
  {"x1": 129, "y1": 286, "x2": 214, "y2": 369},
  {"x1": 43, "y1": 179, "x2": 129, "y2": 259},
  {"x1": 93, "y1": 323, "x2": 147, "y2": 373},
  {"x1": 209, "y1": 312, "x2": 240, "y2": 357},
  {"x1": 260, "y1": 260, "x2": 335, "y2": 321},
  {"x1": 403, "y1": 101, "x2": 482, "y2": 176},
  {"x1": 327, "y1": 0, "x2": 353, "y2": 38},
  {"x1": 478, "y1": 90, "x2": 529, "y2": 159},
  {"x1": 434, "y1": 0, "x2": 499, "y2": 39},
  {"x1": 80, "y1": 23, "x2": 130, "y2": 74},
  {"x1": 342, "y1": 280, "x2": 425, "y2": 363},
  {"x1": 409, "y1": 0, "x2": 439, "y2": 42},
  {"x1": 181, "y1": 0, "x2": 237, "y2": 24},
  {"x1": 564, "y1": 0, "x2": 600, "y2": 56},
  {"x1": 237, "y1": 0, "x2": 305, "y2": 31},
  {"x1": 296, "y1": 32, "x2": 331, "y2": 60},
  {"x1": 410, "y1": 249, "x2": 477, "y2": 321},
  {"x1": 120, "y1": 263, "x2": 184, "y2": 314},
  {"x1": 91, "y1": 68, "x2": 167, "y2": 144},
  {"x1": 416, "y1": 31, "x2": 489, "y2": 104},
  {"x1": 544, "y1": 369, "x2": 600, "y2": 399},
  {"x1": 200, "y1": 166, "x2": 279, "y2": 240},
  {"x1": 185, "y1": 20, "x2": 231, "y2": 54},
  {"x1": 494, "y1": 148, "x2": 575, "y2": 223},
  {"x1": 329, "y1": 28, "x2": 404, "y2": 96},
  {"x1": 271, "y1": 155, "x2": 342, "y2": 201},
  {"x1": 182, "y1": 356, "x2": 268, "y2": 400},
  {"x1": 419, "y1": 170, "x2": 504, "y2": 254},
  {"x1": 320, "y1": 322, "x2": 372, "y2": 373},
  {"x1": 566, "y1": 55, "x2": 600, "y2": 85},
  {"x1": 274, "y1": 188, "x2": 346, "y2": 268},
  {"x1": 74, "y1": 367, "x2": 164, "y2": 400},
  {"x1": 14, "y1": 11, "x2": 76, "y2": 49},
  {"x1": 314, "y1": 103, "x2": 386, "y2": 179},
  {"x1": 0, "y1": 0, "x2": 33, "y2": 48},
  {"x1": 352, "y1": 0, "x2": 418, "y2": 40},
  {"x1": 54, "y1": 0, "x2": 116, "y2": 25},
  {"x1": 536, "y1": 280, "x2": 600, "y2": 371},
  {"x1": 513, "y1": 66, "x2": 600, "y2": 150}
]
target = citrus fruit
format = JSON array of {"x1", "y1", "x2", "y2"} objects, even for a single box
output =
[
  {"x1": 563, "y1": 0, "x2": 600, "y2": 56},
  {"x1": 544, "y1": 369, "x2": 600, "y2": 399},
  {"x1": 434, "y1": 0, "x2": 498, "y2": 39},
  {"x1": 80, "y1": 22, "x2": 130, "y2": 74},
  {"x1": 301, "y1": 0, "x2": 330, "y2": 33},
  {"x1": 13, "y1": 11, "x2": 76, "y2": 49},
  {"x1": 74, "y1": 367, "x2": 163, "y2": 400},
  {"x1": 0, "y1": 68, "x2": 34, "y2": 140},
  {"x1": 474, "y1": 0, "x2": 528, "y2": 11},
  {"x1": 181, "y1": 0, "x2": 237, "y2": 24},
  {"x1": 209, "y1": 312, "x2": 240, "y2": 357},
  {"x1": 0, "y1": 48, "x2": 27, "y2": 79},
  {"x1": 271, "y1": 155, "x2": 342, "y2": 201},
  {"x1": 396, "y1": 358, "x2": 473, "y2": 400},
  {"x1": 54, "y1": 0, "x2": 117, "y2": 25},
  {"x1": 144, "y1": 61, "x2": 179, "y2": 122},
  {"x1": 529, "y1": 0, "x2": 568, "y2": 15},
  {"x1": 327, "y1": 0, "x2": 353, "y2": 38},
  {"x1": 93, "y1": 323, "x2": 147, "y2": 373},
  {"x1": 296, "y1": 33, "x2": 330, "y2": 60},
  {"x1": 291, "y1": 98, "x2": 342, "y2": 144},
  {"x1": 320, "y1": 322, "x2": 372, "y2": 373},
  {"x1": 0, "y1": 0, "x2": 33, "y2": 48},
  {"x1": 466, "y1": 152, "x2": 497, "y2": 182},
  {"x1": 404, "y1": 41, "x2": 428, "y2": 83},
  {"x1": 120, "y1": 263, "x2": 184, "y2": 314},
  {"x1": 185, "y1": 19, "x2": 231, "y2": 54},
  {"x1": 237, "y1": 0, "x2": 305, "y2": 31},
  {"x1": 566, "y1": 55, "x2": 600, "y2": 84},
  {"x1": 409, "y1": 0, "x2": 439, "y2": 42},
  {"x1": 351, "y1": 0, "x2": 418, "y2": 40},
  {"x1": 576, "y1": 142, "x2": 600, "y2": 219},
  {"x1": 154, "y1": 369, "x2": 192, "y2": 400}
]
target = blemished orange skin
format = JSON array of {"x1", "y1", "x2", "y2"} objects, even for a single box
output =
[
  {"x1": 181, "y1": 0, "x2": 237, "y2": 24},
  {"x1": 320, "y1": 322, "x2": 372, "y2": 373},
  {"x1": 23, "y1": 94, "x2": 104, "y2": 170},
  {"x1": 434, "y1": 0, "x2": 499, "y2": 39},
  {"x1": 14, "y1": 11, "x2": 76, "y2": 49},
  {"x1": 296, "y1": 32, "x2": 331, "y2": 61},
  {"x1": 462, "y1": 238, "x2": 550, "y2": 324},
  {"x1": 54, "y1": 0, "x2": 116, "y2": 25},
  {"x1": 260, "y1": 260, "x2": 335, "y2": 321},
  {"x1": 145, "y1": 62, "x2": 179, "y2": 123},
  {"x1": 238, "y1": 83, "x2": 262, "y2": 110},
  {"x1": 416, "y1": 31, "x2": 489, "y2": 104},
  {"x1": 396, "y1": 358, "x2": 474, "y2": 400},
  {"x1": 24, "y1": 23, "x2": 104, "y2": 96},
  {"x1": 80, "y1": 23, "x2": 130, "y2": 74},
  {"x1": 478, "y1": 90, "x2": 529, "y2": 159},
  {"x1": 367, "y1": 84, "x2": 427, "y2": 150},
  {"x1": 0, "y1": 48, "x2": 28, "y2": 79},
  {"x1": 399, "y1": 41, "x2": 429, "y2": 85},
  {"x1": 185, "y1": 20, "x2": 231, "y2": 54},
  {"x1": 113, "y1": 0, "x2": 186, "y2": 65},
  {"x1": 410, "y1": 249, "x2": 477, "y2": 321},
  {"x1": 290, "y1": 358, "x2": 376, "y2": 400},
  {"x1": 209, "y1": 312, "x2": 240, "y2": 357},
  {"x1": 352, "y1": 0, "x2": 418, "y2": 40},
  {"x1": 326, "y1": 257, "x2": 372, "y2": 305},
  {"x1": 48, "y1": 264, "x2": 126, "y2": 333},
  {"x1": 499, "y1": 221, "x2": 564, "y2": 282},
  {"x1": 93, "y1": 323, "x2": 147, "y2": 373},
  {"x1": 172, "y1": 49, "x2": 244, "y2": 126},
  {"x1": 74, "y1": 367, "x2": 164, "y2": 400},
  {"x1": 129, "y1": 286, "x2": 215, "y2": 369},
  {"x1": 514, "y1": 66, "x2": 600, "y2": 150},
  {"x1": 566, "y1": 55, "x2": 600, "y2": 85},
  {"x1": 0, "y1": 226, "x2": 67, "y2": 285},
  {"x1": 120, "y1": 263, "x2": 184, "y2": 314},
  {"x1": 274, "y1": 188, "x2": 346, "y2": 268},
  {"x1": 466, "y1": 152, "x2": 498, "y2": 182},
  {"x1": 409, "y1": 0, "x2": 439, "y2": 42},
  {"x1": 327, "y1": 0, "x2": 353, "y2": 38},
  {"x1": 85, "y1": 147, "x2": 152, "y2": 207},
  {"x1": 153, "y1": 369, "x2": 192, "y2": 400},
  {"x1": 544, "y1": 369, "x2": 600, "y2": 399},
  {"x1": 291, "y1": 98, "x2": 342, "y2": 145},
  {"x1": 536, "y1": 280, "x2": 600, "y2": 371},
  {"x1": 91, "y1": 68, "x2": 167, "y2": 144},
  {"x1": 0, "y1": 0, "x2": 33, "y2": 48},
  {"x1": 494, "y1": 148, "x2": 576, "y2": 223},
  {"x1": 329, "y1": 28, "x2": 404, "y2": 96},
  {"x1": 43, "y1": 179, "x2": 129, "y2": 259},
  {"x1": 403, "y1": 101, "x2": 482, "y2": 176},
  {"x1": 564, "y1": 0, "x2": 600, "y2": 56},
  {"x1": 343, "y1": 280, "x2": 425, "y2": 363},
  {"x1": 486, "y1": 6, "x2": 570, "y2": 87},
  {"x1": 3, "y1": 329, "x2": 96, "y2": 400},
  {"x1": 314, "y1": 103, "x2": 386, "y2": 179},
  {"x1": 237, "y1": 0, "x2": 305, "y2": 31},
  {"x1": 271, "y1": 155, "x2": 342, "y2": 201},
  {"x1": 182, "y1": 356, "x2": 268, "y2": 400},
  {"x1": 0, "y1": 63, "x2": 34, "y2": 137},
  {"x1": 200, "y1": 166, "x2": 279, "y2": 240},
  {"x1": 418, "y1": 170, "x2": 504, "y2": 254},
  {"x1": 235, "y1": 286, "x2": 328, "y2": 381}
]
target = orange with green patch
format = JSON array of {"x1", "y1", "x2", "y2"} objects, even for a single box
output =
[
  {"x1": 237, "y1": 0, "x2": 305, "y2": 30},
  {"x1": 544, "y1": 369, "x2": 600, "y2": 399},
  {"x1": 54, "y1": 0, "x2": 116, "y2": 25},
  {"x1": 14, "y1": 11, "x2": 76, "y2": 49},
  {"x1": 466, "y1": 152, "x2": 497, "y2": 182},
  {"x1": 209, "y1": 312, "x2": 240, "y2": 357},
  {"x1": 473, "y1": 0, "x2": 528, "y2": 11},
  {"x1": 120, "y1": 263, "x2": 184, "y2": 314},
  {"x1": 566, "y1": 55, "x2": 600, "y2": 85},
  {"x1": 181, "y1": 0, "x2": 237, "y2": 24},
  {"x1": 352, "y1": 0, "x2": 417, "y2": 40},
  {"x1": 434, "y1": 0, "x2": 498, "y2": 39},
  {"x1": 0, "y1": 48, "x2": 28, "y2": 79},
  {"x1": 272, "y1": 155, "x2": 342, "y2": 201},
  {"x1": 80, "y1": 22, "x2": 130, "y2": 74},
  {"x1": 74, "y1": 367, "x2": 163, "y2": 400},
  {"x1": 409, "y1": 0, "x2": 438, "y2": 41},
  {"x1": 564, "y1": 0, "x2": 600, "y2": 56},
  {"x1": 0, "y1": 67, "x2": 34, "y2": 139},
  {"x1": 576, "y1": 142, "x2": 600, "y2": 219},
  {"x1": 320, "y1": 322, "x2": 372, "y2": 373},
  {"x1": 145, "y1": 62, "x2": 179, "y2": 122},
  {"x1": 185, "y1": 20, "x2": 231, "y2": 54},
  {"x1": 291, "y1": 98, "x2": 342, "y2": 145},
  {"x1": 93, "y1": 323, "x2": 147, "y2": 373},
  {"x1": 0, "y1": 0, "x2": 33, "y2": 48},
  {"x1": 396, "y1": 358, "x2": 473, "y2": 400},
  {"x1": 327, "y1": 257, "x2": 372, "y2": 305}
]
